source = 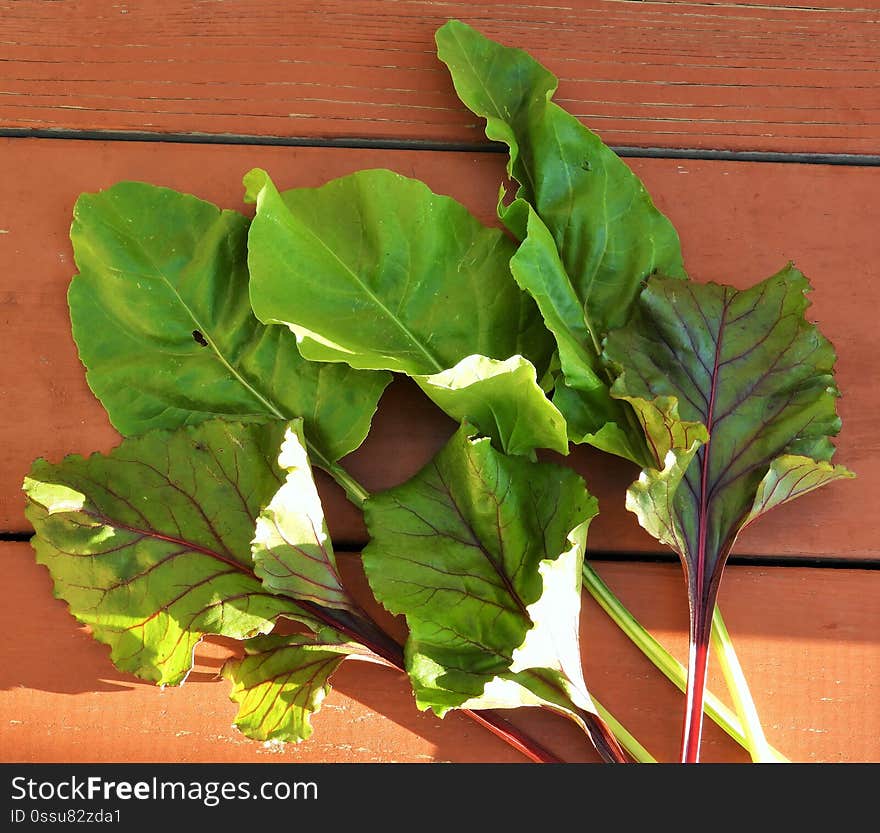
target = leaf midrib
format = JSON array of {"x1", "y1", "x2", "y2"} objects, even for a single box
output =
[
  {"x1": 92, "y1": 208, "x2": 289, "y2": 423},
  {"x1": 275, "y1": 193, "x2": 445, "y2": 374},
  {"x1": 693, "y1": 291, "x2": 731, "y2": 593},
  {"x1": 683, "y1": 280, "x2": 815, "y2": 572},
  {"x1": 89, "y1": 209, "x2": 352, "y2": 480},
  {"x1": 434, "y1": 459, "x2": 532, "y2": 620}
]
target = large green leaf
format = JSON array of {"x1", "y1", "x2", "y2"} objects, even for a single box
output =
[
  {"x1": 224, "y1": 633, "x2": 374, "y2": 743},
  {"x1": 362, "y1": 425, "x2": 599, "y2": 718},
  {"x1": 436, "y1": 20, "x2": 686, "y2": 462},
  {"x1": 435, "y1": 19, "x2": 686, "y2": 332},
  {"x1": 23, "y1": 418, "x2": 321, "y2": 686},
  {"x1": 605, "y1": 266, "x2": 854, "y2": 757},
  {"x1": 414, "y1": 354, "x2": 569, "y2": 456},
  {"x1": 69, "y1": 181, "x2": 389, "y2": 466},
  {"x1": 245, "y1": 167, "x2": 553, "y2": 378}
]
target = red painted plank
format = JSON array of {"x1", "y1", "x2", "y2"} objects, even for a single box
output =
[
  {"x1": 0, "y1": 1, "x2": 877, "y2": 153},
  {"x1": 3, "y1": 542, "x2": 877, "y2": 763}
]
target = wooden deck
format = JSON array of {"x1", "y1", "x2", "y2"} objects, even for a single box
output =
[{"x1": 1, "y1": 0, "x2": 877, "y2": 764}]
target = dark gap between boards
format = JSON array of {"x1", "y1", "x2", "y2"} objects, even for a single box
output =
[
  {"x1": 1, "y1": 127, "x2": 879, "y2": 168},
  {"x1": 2, "y1": 530, "x2": 877, "y2": 570}
]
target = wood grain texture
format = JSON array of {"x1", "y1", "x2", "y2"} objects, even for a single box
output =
[
  {"x1": 2, "y1": 541, "x2": 877, "y2": 763},
  {"x1": 1, "y1": 138, "x2": 875, "y2": 559},
  {"x1": 1, "y1": 0, "x2": 878, "y2": 154}
]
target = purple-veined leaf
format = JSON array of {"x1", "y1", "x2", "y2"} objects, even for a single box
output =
[
  {"x1": 223, "y1": 634, "x2": 379, "y2": 743},
  {"x1": 249, "y1": 420, "x2": 405, "y2": 663},
  {"x1": 605, "y1": 265, "x2": 854, "y2": 761},
  {"x1": 362, "y1": 424, "x2": 630, "y2": 762},
  {"x1": 22, "y1": 418, "x2": 323, "y2": 686},
  {"x1": 249, "y1": 421, "x2": 589, "y2": 759}
]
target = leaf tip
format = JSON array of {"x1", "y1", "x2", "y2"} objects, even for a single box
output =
[
  {"x1": 243, "y1": 168, "x2": 270, "y2": 204},
  {"x1": 434, "y1": 17, "x2": 466, "y2": 46}
]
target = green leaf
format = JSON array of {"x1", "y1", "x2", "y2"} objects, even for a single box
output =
[
  {"x1": 224, "y1": 633, "x2": 372, "y2": 743},
  {"x1": 551, "y1": 381, "x2": 648, "y2": 465},
  {"x1": 23, "y1": 418, "x2": 320, "y2": 686},
  {"x1": 435, "y1": 20, "x2": 686, "y2": 331},
  {"x1": 414, "y1": 354, "x2": 569, "y2": 456},
  {"x1": 625, "y1": 442, "x2": 704, "y2": 557},
  {"x1": 744, "y1": 454, "x2": 854, "y2": 527},
  {"x1": 252, "y1": 421, "x2": 354, "y2": 612},
  {"x1": 362, "y1": 424, "x2": 598, "y2": 717},
  {"x1": 245, "y1": 167, "x2": 553, "y2": 377},
  {"x1": 605, "y1": 265, "x2": 854, "y2": 757},
  {"x1": 500, "y1": 206, "x2": 649, "y2": 463},
  {"x1": 69, "y1": 181, "x2": 389, "y2": 465},
  {"x1": 436, "y1": 21, "x2": 686, "y2": 461}
]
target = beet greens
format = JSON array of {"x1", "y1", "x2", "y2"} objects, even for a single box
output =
[{"x1": 22, "y1": 19, "x2": 852, "y2": 764}]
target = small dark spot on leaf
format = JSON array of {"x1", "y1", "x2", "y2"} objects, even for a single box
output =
[
  {"x1": 192, "y1": 329, "x2": 208, "y2": 346},
  {"x1": 194, "y1": 442, "x2": 207, "y2": 452},
  {"x1": 581, "y1": 160, "x2": 592, "y2": 172}
]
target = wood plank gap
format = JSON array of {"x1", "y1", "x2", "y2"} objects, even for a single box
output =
[
  {"x1": 619, "y1": 146, "x2": 880, "y2": 167},
  {"x1": 588, "y1": 551, "x2": 880, "y2": 570},
  {"x1": 8, "y1": 523, "x2": 876, "y2": 569},
  {"x1": 0, "y1": 127, "x2": 499, "y2": 155},
  {"x1": 1, "y1": 127, "x2": 879, "y2": 167},
  {"x1": 0, "y1": 532, "x2": 31, "y2": 542}
]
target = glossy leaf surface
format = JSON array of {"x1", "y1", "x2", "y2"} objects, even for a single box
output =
[
  {"x1": 415, "y1": 354, "x2": 568, "y2": 456},
  {"x1": 245, "y1": 167, "x2": 552, "y2": 377},
  {"x1": 252, "y1": 421, "x2": 353, "y2": 612}
]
